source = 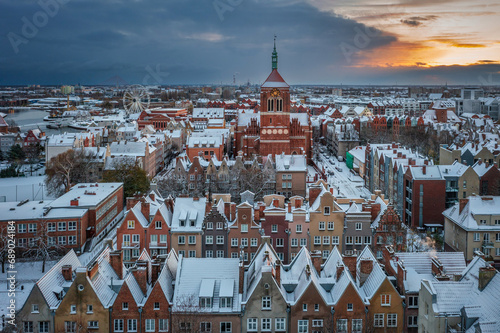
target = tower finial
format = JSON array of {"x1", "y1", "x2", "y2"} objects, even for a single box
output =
[{"x1": 272, "y1": 35, "x2": 278, "y2": 70}]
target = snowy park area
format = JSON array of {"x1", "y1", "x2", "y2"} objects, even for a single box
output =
[{"x1": 0, "y1": 176, "x2": 54, "y2": 202}]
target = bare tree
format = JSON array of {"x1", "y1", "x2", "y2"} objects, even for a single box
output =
[
  {"x1": 171, "y1": 295, "x2": 213, "y2": 333},
  {"x1": 45, "y1": 148, "x2": 99, "y2": 196},
  {"x1": 23, "y1": 219, "x2": 65, "y2": 273},
  {"x1": 0, "y1": 225, "x2": 14, "y2": 273}
]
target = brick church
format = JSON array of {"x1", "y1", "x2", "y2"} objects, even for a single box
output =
[{"x1": 234, "y1": 40, "x2": 313, "y2": 162}]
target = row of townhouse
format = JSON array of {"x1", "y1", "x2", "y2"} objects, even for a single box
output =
[
  {"x1": 0, "y1": 183, "x2": 124, "y2": 253},
  {"x1": 440, "y1": 139, "x2": 500, "y2": 167},
  {"x1": 116, "y1": 181, "x2": 406, "y2": 266},
  {"x1": 17, "y1": 238, "x2": 406, "y2": 333},
  {"x1": 364, "y1": 142, "x2": 500, "y2": 230},
  {"x1": 169, "y1": 153, "x2": 307, "y2": 199}
]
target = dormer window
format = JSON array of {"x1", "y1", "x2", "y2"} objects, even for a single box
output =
[
  {"x1": 180, "y1": 220, "x2": 185, "y2": 227},
  {"x1": 199, "y1": 297, "x2": 212, "y2": 308},
  {"x1": 220, "y1": 297, "x2": 232, "y2": 308}
]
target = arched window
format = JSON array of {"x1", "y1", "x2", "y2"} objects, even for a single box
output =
[{"x1": 276, "y1": 98, "x2": 283, "y2": 112}]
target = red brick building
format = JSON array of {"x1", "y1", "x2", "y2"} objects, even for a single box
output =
[
  {"x1": 403, "y1": 165, "x2": 446, "y2": 229},
  {"x1": 234, "y1": 41, "x2": 313, "y2": 161}
]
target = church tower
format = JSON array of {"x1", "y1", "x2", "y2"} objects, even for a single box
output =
[{"x1": 259, "y1": 37, "x2": 292, "y2": 157}]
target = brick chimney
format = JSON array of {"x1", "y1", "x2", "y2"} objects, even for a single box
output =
[
  {"x1": 110, "y1": 250, "x2": 123, "y2": 279},
  {"x1": 396, "y1": 261, "x2": 406, "y2": 291},
  {"x1": 309, "y1": 186, "x2": 322, "y2": 205},
  {"x1": 231, "y1": 203, "x2": 236, "y2": 221},
  {"x1": 336, "y1": 264, "x2": 344, "y2": 281},
  {"x1": 132, "y1": 266, "x2": 148, "y2": 296},
  {"x1": 358, "y1": 259, "x2": 373, "y2": 287},
  {"x1": 478, "y1": 265, "x2": 496, "y2": 291},
  {"x1": 342, "y1": 255, "x2": 357, "y2": 281},
  {"x1": 295, "y1": 198, "x2": 302, "y2": 209},
  {"x1": 140, "y1": 200, "x2": 150, "y2": 221},
  {"x1": 151, "y1": 261, "x2": 161, "y2": 286},
  {"x1": 70, "y1": 199, "x2": 79, "y2": 206},
  {"x1": 288, "y1": 203, "x2": 292, "y2": 213},
  {"x1": 274, "y1": 260, "x2": 281, "y2": 286},
  {"x1": 310, "y1": 251, "x2": 322, "y2": 274},
  {"x1": 382, "y1": 245, "x2": 394, "y2": 268},
  {"x1": 422, "y1": 165, "x2": 426, "y2": 175},
  {"x1": 149, "y1": 192, "x2": 155, "y2": 202},
  {"x1": 239, "y1": 261, "x2": 244, "y2": 294},
  {"x1": 126, "y1": 196, "x2": 140, "y2": 210},
  {"x1": 273, "y1": 198, "x2": 279, "y2": 208},
  {"x1": 459, "y1": 198, "x2": 469, "y2": 214},
  {"x1": 62, "y1": 265, "x2": 73, "y2": 281},
  {"x1": 224, "y1": 202, "x2": 232, "y2": 220},
  {"x1": 431, "y1": 257, "x2": 444, "y2": 276}
]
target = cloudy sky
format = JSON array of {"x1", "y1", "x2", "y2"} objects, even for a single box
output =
[{"x1": 0, "y1": 0, "x2": 499, "y2": 85}]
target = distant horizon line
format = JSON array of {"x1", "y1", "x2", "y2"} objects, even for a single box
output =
[{"x1": 1, "y1": 84, "x2": 498, "y2": 88}]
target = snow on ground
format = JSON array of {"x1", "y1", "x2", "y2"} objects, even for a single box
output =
[
  {"x1": 0, "y1": 260, "x2": 57, "y2": 314},
  {"x1": 0, "y1": 175, "x2": 54, "y2": 202},
  {"x1": 314, "y1": 149, "x2": 372, "y2": 199}
]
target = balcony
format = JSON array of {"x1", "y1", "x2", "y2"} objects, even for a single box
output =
[
  {"x1": 482, "y1": 241, "x2": 494, "y2": 248},
  {"x1": 446, "y1": 187, "x2": 458, "y2": 192}
]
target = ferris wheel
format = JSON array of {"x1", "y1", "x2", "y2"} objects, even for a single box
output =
[{"x1": 123, "y1": 85, "x2": 150, "y2": 114}]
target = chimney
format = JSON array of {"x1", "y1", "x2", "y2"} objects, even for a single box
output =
[
  {"x1": 396, "y1": 261, "x2": 406, "y2": 291},
  {"x1": 422, "y1": 165, "x2": 426, "y2": 175},
  {"x1": 126, "y1": 196, "x2": 140, "y2": 210},
  {"x1": 336, "y1": 264, "x2": 344, "y2": 281},
  {"x1": 478, "y1": 158, "x2": 482, "y2": 165},
  {"x1": 342, "y1": 255, "x2": 357, "y2": 281},
  {"x1": 70, "y1": 199, "x2": 79, "y2": 206},
  {"x1": 295, "y1": 198, "x2": 302, "y2": 209},
  {"x1": 288, "y1": 203, "x2": 292, "y2": 213},
  {"x1": 459, "y1": 198, "x2": 468, "y2": 214},
  {"x1": 330, "y1": 187, "x2": 334, "y2": 194},
  {"x1": 358, "y1": 259, "x2": 373, "y2": 287},
  {"x1": 238, "y1": 261, "x2": 244, "y2": 294},
  {"x1": 309, "y1": 186, "x2": 322, "y2": 205},
  {"x1": 224, "y1": 202, "x2": 231, "y2": 220},
  {"x1": 431, "y1": 257, "x2": 444, "y2": 276},
  {"x1": 132, "y1": 266, "x2": 148, "y2": 296},
  {"x1": 311, "y1": 251, "x2": 322, "y2": 274},
  {"x1": 275, "y1": 260, "x2": 281, "y2": 286},
  {"x1": 193, "y1": 197, "x2": 199, "y2": 201},
  {"x1": 382, "y1": 245, "x2": 394, "y2": 268},
  {"x1": 140, "y1": 200, "x2": 150, "y2": 220},
  {"x1": 478, "y1": 265, "x2": 496, "y2": 291},
  {"x1": 231, "y1": 203, "x2": 236, "y2": 221},
  {"x1": 149, "y1": 192, "x2": 155, "y2": 202},
  {"x1": 110, "y1": 250, "x2": 124, "y2": 279},
  {"x1": 151, "y1": 261, "x2": 161, "y2": 286},
  {"x1": 273, "y1": 198, "x2": 279, "y2": 208},
  {"x1": 62, "y1": 265, "x2": 73, "y2": 281}
]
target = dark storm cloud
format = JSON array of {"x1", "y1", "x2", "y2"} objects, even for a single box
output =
[
  {"x1": 0, "y1": 0, "x2": 398, "y2": 85},
  {"x1": 0, "y1": 0, "x2": 495, "y2": 85}
]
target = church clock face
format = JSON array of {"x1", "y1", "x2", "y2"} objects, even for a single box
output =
[{"x1": 270, "y1": 88, "x2": 280, "y2": 97}]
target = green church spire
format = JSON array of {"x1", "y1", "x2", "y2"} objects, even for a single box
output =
[{"x1": 272, "y1": 35, "x2": 278, "y2": 70}]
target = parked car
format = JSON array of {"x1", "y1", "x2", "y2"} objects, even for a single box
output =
[{"x1": 336, "y1": 167, "x2": 342, "y2": 172}]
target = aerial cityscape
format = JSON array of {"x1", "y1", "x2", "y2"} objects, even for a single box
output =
[{"x1": 1, "y1": 0, "x2": 500, "y2": 332}]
